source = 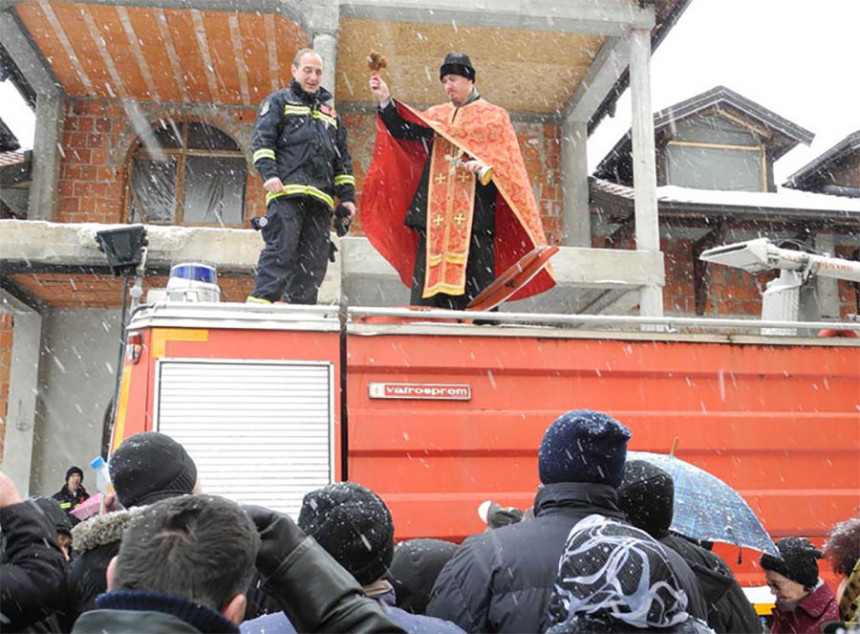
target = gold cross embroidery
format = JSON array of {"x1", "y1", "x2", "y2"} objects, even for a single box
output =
[
  {"x1": 453, "y1": 213, "x2": 466, "y2": 225},
  {"x1": 457, "y1": 171, "x2": 471, "y2": 184},
  {"x1": 434, "y1": 173, "x2": 447, "y2": 184},
  {"x1": 432, "y1": 215, "x2": 445, "y2": 226}
]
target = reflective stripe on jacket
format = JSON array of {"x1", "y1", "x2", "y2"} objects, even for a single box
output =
[{"x1": 251, "y1": 80, "x2": 355, "y2": 210}]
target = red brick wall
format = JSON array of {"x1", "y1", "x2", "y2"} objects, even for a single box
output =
[
  {"x1": 56, "y1": 99, "x2": 266, "y2": 224},
  {"x1": 0, "y1": 313, "x2": 12, "y2": 462},
  {"x1": 57, "y1": 100, "x2": 562, "y2": 244}
]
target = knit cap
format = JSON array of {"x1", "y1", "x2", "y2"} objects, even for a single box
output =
[
  {"x1": 538, "y1": 410, "x2": 631, "y2": 487},
  {"x1": 65, "y1": 466, "x2": 84, "y2": 482},
  {"x1": 760, "y1": 537, "x2": 823, "y2": 589},
  {"x1": 298, "y1": 482, "x2": 394, "y2": 585},
  {"x1": 109, "y1": 432, "x2": 198, "y2": 509},
  {"x1": 617, "y1": 459, "x2": 675, "y2": 538}
]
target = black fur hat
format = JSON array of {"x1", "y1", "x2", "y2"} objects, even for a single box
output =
[{"x1": 439, "y1": 52, "x2": 475, "y2": 82}]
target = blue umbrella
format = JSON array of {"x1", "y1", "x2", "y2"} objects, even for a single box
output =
[{"x1": 627, "y1": 451, "x2": 778, "y2": 556}]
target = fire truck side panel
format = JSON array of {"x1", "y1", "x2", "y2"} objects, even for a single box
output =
[
  {"x1": 116, "y1": 318, "x2": 342, "y2": 518},
  {"x1": 345, "y1": 326, "x2": 860, "y2": 585}
]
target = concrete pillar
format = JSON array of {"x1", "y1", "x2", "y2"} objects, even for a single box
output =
[
  {"x1": 313, "y1": 32, "x2": 338, "y2": 99},
  {"x1": 0, "y1": 290, "x2": 42, "y2": 496},
  {"x1": 629, "y1": 27, "x2": 663, "y2": 317},
  {"x1": 814, "y1": 233, "x2": 840, "y2": 320},
  {"x1": 28, "y1": 92, "x2": 64, "y2": 221},
  {"x1": 561, "y1": 118, "x2": 590, "y2": 247},
  {"x1": 0, "y1": 10, "x2": 65, "y2": 221}
]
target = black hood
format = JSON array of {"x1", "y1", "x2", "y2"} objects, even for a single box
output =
[{"x1": 617, "y1": 459, "x2": 674, "y2": 538}]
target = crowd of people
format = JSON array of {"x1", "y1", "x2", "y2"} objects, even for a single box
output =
[{"x1": 2, "y1": 409, "x2": 858, "y2": 634}]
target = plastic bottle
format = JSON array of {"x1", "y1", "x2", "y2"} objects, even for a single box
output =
[{"x1": 90, "y1": 456, "x2": 113, "y2": 496}]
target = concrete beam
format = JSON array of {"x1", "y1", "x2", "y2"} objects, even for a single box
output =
[
  {"x1": 340, "y1": 235, "x2": 662, "y2": 288},
  {"x1": 628, "y1": 27, "x2": 662, "y2": 317},
  {"x1": 0, "y1": 289, "x2": 42, "y2": 496},
  {"x1": 313, "y1": 33, "x2": 338, "y2": 99},
  {"x1": 1, "y1": 221, "x2": 663, "y2": 313},
  {"x1": 302, "y1": 0, "x2": 339, "y2": 34},
  {"x1": 563, "y1": 36, "x2": 628, "y2": 123},
  {"x1": 0, "y1": 9, "x2": 59, "y2": 94},
  {"x1": 0, "y1": 10, "x2": 65, "y2": 220},
  {"x1": 340, "y1": 0, "x2": 654, "y2": 36},
  {"x1": 814, "y1": 233, "x2": 840, "y2": 320},
  {"x1": 560, "y1": 118, "x2": 589, "y2": 247},
  {"x1": 0, "y1": 219, "x2": 264, "y2": 270},
  {"x1": 28, "y1": 92, "x2": 64, "y2": 221}
]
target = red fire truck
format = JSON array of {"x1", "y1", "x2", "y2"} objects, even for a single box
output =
[{"x1": 112, "y1": 297, "x2": 860, "y2": 588}]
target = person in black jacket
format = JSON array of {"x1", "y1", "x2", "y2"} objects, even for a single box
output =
[
  {"x1": 67, "y1": 432, "x2": 201, "y2": 620},
  {"x1": 52, "y1": 466, "x2": 90, "y2": 524},
  {"x1": 426, "y1": 410, "x2": 706, "y2": 633},
  {"x1": 618, "y1": 460, "x2": 761, "y2": 634},
  {"x1": 72, "y1": 494, "x2": 402, "y2": 634},
  {"x1": 0, "y1": 470, "x2": 67, "y2": 632},
  {"x1": 248, "y1": 48, "x2": 356, "y2": 305},
  {"x1": 544, "y1": 515, "x2": 713, "y2": 634}
]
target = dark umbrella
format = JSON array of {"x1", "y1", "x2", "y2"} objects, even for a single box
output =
[{"x1": 627, "y1": 450, "x2": 778, "y2": 556}]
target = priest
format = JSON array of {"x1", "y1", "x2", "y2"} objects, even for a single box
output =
[{"x1": 364, "y1": 52, "x2": 555, "y2": 309}]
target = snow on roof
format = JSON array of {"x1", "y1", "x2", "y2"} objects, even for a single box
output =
[{"x1": 591, "y1": 178, "x2": 860, "y2": 214}]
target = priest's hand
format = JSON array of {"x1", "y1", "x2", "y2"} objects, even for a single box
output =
[
  {"x1": 369, "y1": 75, "x2": 391, "y2": 105},
  {"x1": 462, "y1": 160, "x2": 483, "y2": 174}
]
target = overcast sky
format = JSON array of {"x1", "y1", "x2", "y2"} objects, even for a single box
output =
[
  {"x1": 588, "y1": 0, "x2": 860, "y2": 183},
  {"x1": 2, "y1": 0, "x2": 858, "y2": 186}
]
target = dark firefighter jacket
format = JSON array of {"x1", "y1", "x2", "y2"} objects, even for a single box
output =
[{"x1": 251, "y1": 80, "x2": 355, "y2": 211}]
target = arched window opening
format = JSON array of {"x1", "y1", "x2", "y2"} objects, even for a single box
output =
[{"x1": 127, "y1": 121, "x2": 246, "y2": 226}]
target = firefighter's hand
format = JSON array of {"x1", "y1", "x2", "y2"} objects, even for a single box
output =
[
  {"x1": 243, "y1": 504, "x2": 307, "y2": 578},
  {"x1": 0, "y1": 471, "x2": 22, "y2": 508},
  {"x1": 369, "y1": 75, "x2": 391, "y2": 104},
  {"x1": 263, "y1": 177, "x2": 284, "y2": 194},
  {"x1": 341, "y1": 201, "x2": 356, "y2": 219}
]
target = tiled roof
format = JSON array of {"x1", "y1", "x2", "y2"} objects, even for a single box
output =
[
  {"x1": 591, "y1": 178, "x2": 860, "y2": 214},
  {"x1": 0, "y1": 151, "x2": 27, "y2": 168}
]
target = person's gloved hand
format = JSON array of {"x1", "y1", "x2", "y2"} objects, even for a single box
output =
[
  {"x1": 334, "y1": 202, "x2": 353, "y2": 237},
  {"x1": 242, "y1": 504, "x2": 307, "y2": 578}
]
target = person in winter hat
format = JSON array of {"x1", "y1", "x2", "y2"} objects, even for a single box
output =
[
  {"x1": 477, "y1": 500, "x2": 525, "y2": 531},
  {"x1": 241, "y1": 481, "x2": 463, "y2": 634},
  {"x1": 426, "y1": 410, "x2": 635, "y2": 633},
  {"x1": 618, "y1": 459, "x2": 760, "y2": 634},
  {"x1": 67, "y1": 432, "x2": 201, "y2": 620},
  {"x1": 1, "y1": 470, "x2": 68, "y2": 632},
  {"x1": 824, "y1": 516, "x2": 860, "y2": 628},
  {"x1": 386, "y1": 538, "x2": 458, "y2": 615},
  {"x1": 538, "y1": 409, "x2": 632, "y2": 487},
  {"x1": 544, "y1": 515, "x2": 713, "y2": 634},
  {"x1": 760, "y1": 537, "x2": 840, "y2": 633},
  {"x1": 53, "y1": 465, "x2": 91, "y2": 524}
]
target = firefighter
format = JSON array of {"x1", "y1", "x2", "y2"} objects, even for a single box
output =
[{"x1": 248, "y1": 48, "x2": 356, "y2": 305}]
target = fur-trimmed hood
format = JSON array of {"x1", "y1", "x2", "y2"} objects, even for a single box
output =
[{"x1": 71, "y1": 508, "x2": 142, "y2": 553}]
